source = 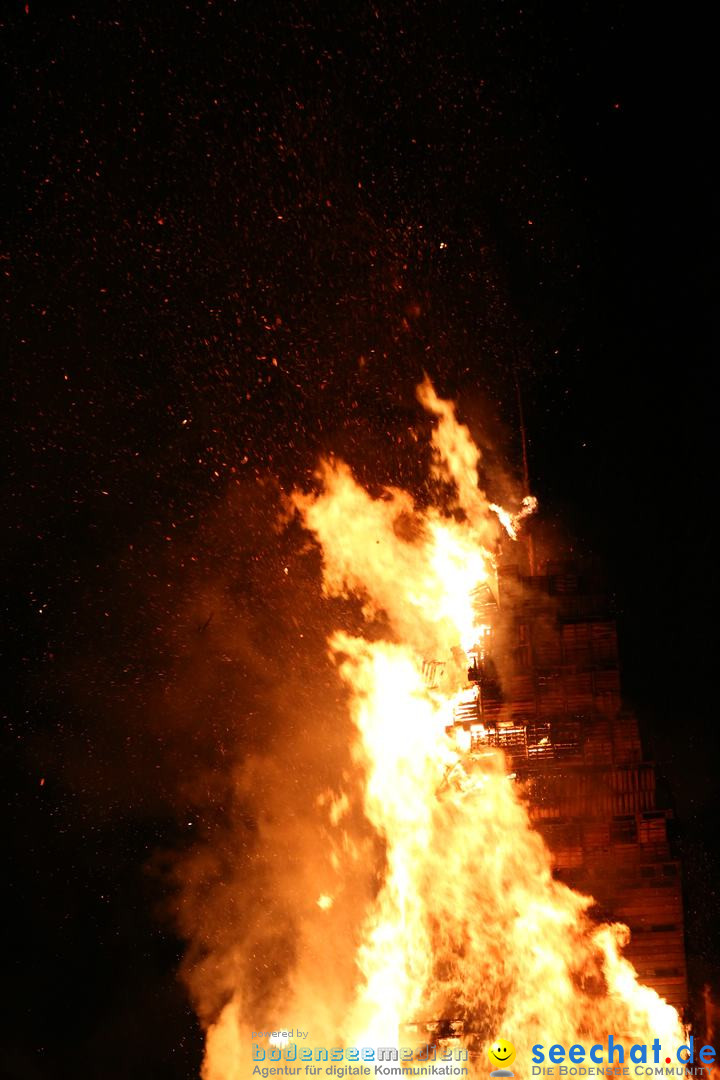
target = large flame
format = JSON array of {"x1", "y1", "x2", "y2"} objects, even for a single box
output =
[{"x1": 200, "y1": 378, "x2": 685, "y2": 1077}]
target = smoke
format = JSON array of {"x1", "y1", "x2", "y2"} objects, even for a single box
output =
[{"x1": 154, "y1": 482, "x2": 382, "y2": 1078}]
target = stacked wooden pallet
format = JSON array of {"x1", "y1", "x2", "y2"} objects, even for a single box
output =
[
  {"x1": 524, "y1": 763, "x2": 657, "y2": 819},
  {"x1": 563, "y1": 670, "x2": 594, "y2": 712},
  {"x1": 612, "y1": 710, "x2": 643, "y2": 762},
  {"x1": 583, "y1": 714, "x2": 613, "y2": 764}
]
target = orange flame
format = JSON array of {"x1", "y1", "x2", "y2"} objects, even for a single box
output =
[{"x1": 200, "y1": 378, "x2": 684, "y2": 1078}]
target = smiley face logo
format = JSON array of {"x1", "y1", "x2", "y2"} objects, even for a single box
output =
[{"x1": 488, "y1": 1038, "x2": 516, "y2": 1076}]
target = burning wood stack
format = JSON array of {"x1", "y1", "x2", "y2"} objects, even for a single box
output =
[{"x1": 450, "y1": 557, "x2": 687, "y2": 1012}]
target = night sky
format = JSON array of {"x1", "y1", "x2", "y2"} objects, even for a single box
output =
[{"x1": 4, "y1": 3, "x2": 718, "y2": 1078}]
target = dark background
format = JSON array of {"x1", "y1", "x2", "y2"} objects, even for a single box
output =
[{"x1": 3, "y1": 2, "x2": 717, "y2": 1077}]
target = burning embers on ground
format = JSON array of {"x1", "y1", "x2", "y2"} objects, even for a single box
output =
[{"x1": 191, "y1": 379, "x2": 684, "y2": 1079}]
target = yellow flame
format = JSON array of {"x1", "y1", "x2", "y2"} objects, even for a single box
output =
[{"x1": 201, "y1": 378, "x2": 684, "y2": 1077}]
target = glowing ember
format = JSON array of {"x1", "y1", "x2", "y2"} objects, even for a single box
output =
[{"x1": 199, "y1": 379, "x2": 685, "y2": 1078}]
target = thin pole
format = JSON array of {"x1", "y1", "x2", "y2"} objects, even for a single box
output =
[{"x1": 513, "y1": 362, "x2": 536, "y2": 575}]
